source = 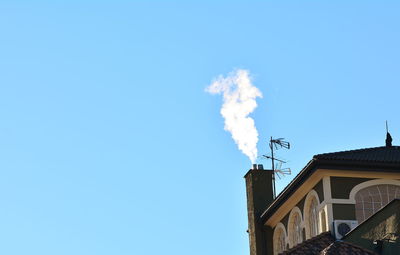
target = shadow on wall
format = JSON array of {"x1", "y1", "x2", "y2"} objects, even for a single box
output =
[{"x1": 343, "y1": 200, "x2": 400, "y2": 255}]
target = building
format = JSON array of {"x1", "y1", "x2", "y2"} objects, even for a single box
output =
[{"x1": 245, "y1": 134, "x2": 400, "y2": 255}]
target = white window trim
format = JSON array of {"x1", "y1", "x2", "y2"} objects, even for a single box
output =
[
  {"x1": 319, "y1": 208, "x2": 328, "y2": 233},
  {"x1": 348, "y1": 179, "x2": 400, "y2": 203},
  {"x1": 317, "y1": 178, "x2": 400, "y2": 233}
]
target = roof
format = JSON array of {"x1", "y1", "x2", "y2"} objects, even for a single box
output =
[
  {"x1": 320, "y1": 241, "x2": 378, "y2": 255},
  {"x1": 261, "y1": 145, "x2": 400, "y2": 223},
  {"x1": 280, "y1": 200, "x2": 400, "y2": 255},
  {"x1": 279, "y1": 232, "x2": 334, "y2": 255},
  {"x1": 278, "y1": 232, "x2": 378, "y2": 255},
  {"x1": 315, "y1": 146, "x2": 400, "y2": 163}
]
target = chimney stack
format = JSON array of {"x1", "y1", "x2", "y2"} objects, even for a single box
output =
[{"x1": 244, "y1": 164, "x2": 274, "y2": 255}]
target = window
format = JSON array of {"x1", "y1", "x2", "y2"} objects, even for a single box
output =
[
  {"x1": 291, "y1": 213, "x2": 302, "y2": 246},
  {"x1": 273, "y1": 225, "x2": 286, "y2": 255},
  {"x1": 355, "y1": 184, "x2": 400, "y2": 223},
  {"x1": 288, "y1": 208, "x2": 303, "y2": 248},
  {"x1": 308, "y1": 197, "x2": 319, "y2": 237},
  {"x1": 320, "y1": 209, "x2": 327, "y2": 232},
  {"x1": 303, "y1": 190, "x2": 320, "y2": 239}
]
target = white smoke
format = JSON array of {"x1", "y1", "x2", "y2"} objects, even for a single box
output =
[{"x1": 206, "y1": 69, "x2": 262, "y2": 163}]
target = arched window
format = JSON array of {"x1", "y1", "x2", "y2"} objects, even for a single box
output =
[
  {"x1": 273, "y1": 223, "x2": 286, "y2": 255},
  {"x1": 355, "y1": 184, "x2": 400, "y2": 223},
  {"x1": 308, "y1": 197, "x2": 319, "y2": 237},
  {"x1": 288, "y1": 208, "x2": 303, "y2": 248},
  {"x1": 291, "y1": 213, "x2": 302, "y2": 246},
  {"x1": 303, "y1": 190, "x2": 320, "y2": 239},
  {"x1": 320, "y1": 209, "x2": 327, "y2": 232}
]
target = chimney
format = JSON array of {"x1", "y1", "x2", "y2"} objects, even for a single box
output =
[{"x1": 244, "y1": 164, "x2": 274, "y2": 255}]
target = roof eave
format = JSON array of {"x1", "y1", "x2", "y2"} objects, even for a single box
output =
[{"x1": 260, "y1": 158, "x2": 400, "y2": 223}]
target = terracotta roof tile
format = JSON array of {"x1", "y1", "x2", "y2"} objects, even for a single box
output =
[
  {"x1": 279, "y1": 232, "x2": 334, "y2": 255},
  {"x1": 278, "y1": 232, "x2": 379, "y2": 255},
  {"x1": 320, "y1": 241, "x2": 379, "y2": 255}
]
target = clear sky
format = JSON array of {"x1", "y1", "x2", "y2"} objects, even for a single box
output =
[{"x1": 1, "y1": 2, "x2": 400, "y2": 255}]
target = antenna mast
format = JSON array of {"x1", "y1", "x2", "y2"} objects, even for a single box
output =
[{"x1": 263, "y1": 137, "x2": 291, "y2": 198}]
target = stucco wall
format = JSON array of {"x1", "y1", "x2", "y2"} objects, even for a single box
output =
[
  {"x1": 330, "y1": 177, "x2": 372, "y2": 199},
  {"x1": 343, "y1": 200, "x2": 400, "y2": 255},
  {"x1": 332, "y1": 204, "x2": 356, "y2": 220},
  {"x1": 275, "y1": 180, "x2": 323, "y2": 231},
  {"x1": 314, "y1": 179, "x2": 324, "y2": 202}
]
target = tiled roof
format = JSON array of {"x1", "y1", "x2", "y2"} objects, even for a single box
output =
[
  {"x1": 320, "y1": 241, "x2": 379, "y2": 255},
  {"x1": 279, "y1": 232, "x2": 334, "y2": 255},
  {"x1": 314, "y1": 146, "x2": 400, "y2": 163},
  {"x1": 278, "y1": 232, "x2": 378, "y2": 255}
]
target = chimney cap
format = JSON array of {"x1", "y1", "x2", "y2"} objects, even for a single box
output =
[{"x1": 250, "y1": 164, "x2": 265, "y2": 170}]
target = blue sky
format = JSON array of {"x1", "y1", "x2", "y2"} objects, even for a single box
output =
[{"x1": 1, "y1": 2, "x2": 400, "y2": 255}]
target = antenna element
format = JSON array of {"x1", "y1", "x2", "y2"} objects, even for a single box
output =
[{"x1": 262, "y1": 137, "x2": 291, "y2": 198}]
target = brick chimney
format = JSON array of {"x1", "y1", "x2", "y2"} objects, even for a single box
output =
[{"x1": 244, "y1": 164, "x2": 274, "y2": 255}]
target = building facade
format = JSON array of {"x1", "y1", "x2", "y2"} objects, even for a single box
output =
[{"x1": 245, "y1": 140, "x2": 400, "y2": 255}]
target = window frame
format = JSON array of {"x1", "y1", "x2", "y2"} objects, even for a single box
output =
[
  {"x1": 303, "y1": 190, "x2": 321, "y2": 239},
  {"x1": 273, "y1": 223, "x2": 287, "y2": 255},
  {"x1": 287, "y1": 207, "x2": 303, "y2": 248}
]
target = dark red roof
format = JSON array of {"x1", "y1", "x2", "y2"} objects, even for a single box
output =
[
  {"x1": 320, "y1": 241, "x2": 379, "y2": 255},
  {"x1": 314, "y1": 146, "x2": 400, "y2": 163},
  {"x1": 279, "y1": 232, "x2": 334, "y2": 255},
  {"x1": 278, "y1": 232, "x2": 378, "y2": 255}
]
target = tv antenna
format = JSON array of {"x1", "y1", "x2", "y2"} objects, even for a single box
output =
[{"x1": 262, "y1": 137, "x2": 291, "y2": 198}]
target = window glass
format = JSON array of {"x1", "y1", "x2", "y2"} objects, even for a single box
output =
[
  {"x1": 290, "y1": 213, "x2": 302, "y2": 247},
  {"x1": 308, "y1": 197, "x2": 319, "y2": 237},
  {"x1": 274, "y1": 228, "x2": 286, "y2": 255},
  {"x1": 320, "y1": 210, "x2": 327, "y2": 232},
  {"x1": 355, "y1": 184, "x2": 400, "y2": 223}
]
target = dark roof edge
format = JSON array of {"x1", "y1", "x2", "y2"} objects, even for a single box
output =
[
  {"x1": 314, "y1": 145, "x2": 388, "y2": 157},
  {"x1": 260, "y1": 159, "x2": 400, "y2": 223},
  {"x1": 260, "y1": 158, "x2": 317, "y2": 222}
]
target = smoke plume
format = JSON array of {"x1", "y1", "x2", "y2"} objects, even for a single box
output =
[{"x1": 206, "y1": 69, "x2": 262, "y2": 163}]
